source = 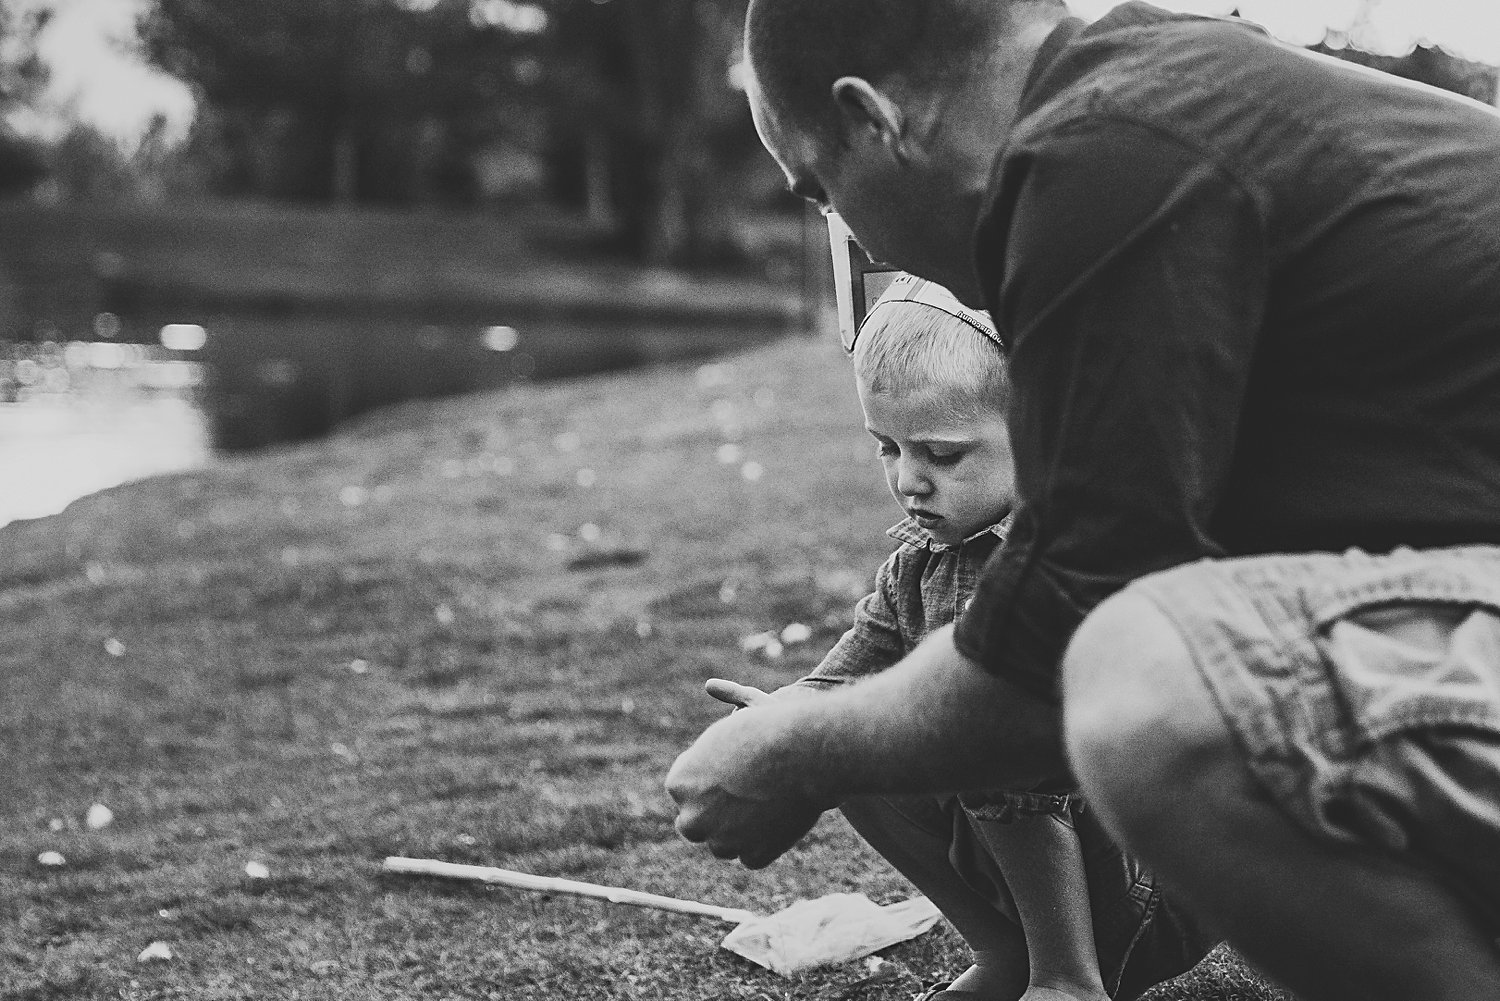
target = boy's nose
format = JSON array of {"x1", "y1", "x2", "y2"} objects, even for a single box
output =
[{"x1": 896, "y1": 459, "x2": 931, "y2": 497}]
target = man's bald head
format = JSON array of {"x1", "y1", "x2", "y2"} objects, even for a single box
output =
[{"x1": 745, "y1": 0, "x2": 1066, "y2": 140}]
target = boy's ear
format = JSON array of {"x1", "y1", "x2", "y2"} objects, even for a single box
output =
[{"x1": 831, "y1": 76, "x2": 906, "y2": 156}]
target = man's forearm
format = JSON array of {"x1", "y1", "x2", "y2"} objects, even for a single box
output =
[{"x1": 775, "y1": 624, "x2": 1069, "y2": 804}]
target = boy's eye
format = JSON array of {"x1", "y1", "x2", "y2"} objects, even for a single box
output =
[
  {"x1": 927, "y1": 448, "x2": 965, "y2": 467},
  {"x1": 876, "y1": 441, "x2": 899, "y2": 458}
]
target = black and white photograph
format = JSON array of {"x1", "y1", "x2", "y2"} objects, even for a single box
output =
[{"x1": 3, "y1": 2, "x2": 1499, "y2": 998}]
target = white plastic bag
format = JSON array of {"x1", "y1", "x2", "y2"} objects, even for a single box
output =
[{"x1": 720, "y1": 893, "x2": 942, "y2": 976}]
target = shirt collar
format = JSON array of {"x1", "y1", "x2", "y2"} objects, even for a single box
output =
[
  {"x1": 1019, "y1": 13, "x2": 1086, "y2": 104},
  {"x1": 887, "y1": 514, "x2": 1011, "y2": 552}
]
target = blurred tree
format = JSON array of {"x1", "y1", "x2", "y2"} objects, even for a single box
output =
[
  {"x1": 1317, "y1": 43, "x2": 1497, "y2": 105},
  {"x1": 138, "y1": 0, "x2": 541, "y2": 203},
  {"x1": 140, "y1": 0, "x2": 779, "y2": 266},
  {"x1": 1219, "y1": 3, "x2": 1498, "y2": 105},
  {"x1": 538, "y1": 0, "x2": 766, "y2": 265},
  {"x1": 31, "y1": 116, "x2": 202, "y2": 203},
  {"x1": 0, "y1": 4, "x2": 49, "y2": 195},
  {"x1": 40, "y1": 122, "x2": 139, "y2": 200}
]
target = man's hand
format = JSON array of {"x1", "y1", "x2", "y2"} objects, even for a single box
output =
[{"x1": 665, "y1": 700, "x2": 829, "y2": 869}]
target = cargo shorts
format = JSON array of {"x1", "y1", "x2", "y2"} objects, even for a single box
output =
[{"x1": 1131, "y1": 544, "x2": 1500, "y2": 932}]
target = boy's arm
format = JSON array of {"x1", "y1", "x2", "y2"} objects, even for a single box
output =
[
  {"x1": 782, "y1": 549, "x2": 906, "y2": 694},
  {"x1": 705, "y1": 551, "x2": 907, "y2": 708}
]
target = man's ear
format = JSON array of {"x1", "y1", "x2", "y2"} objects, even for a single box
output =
[{"x1": 831, "y1": 76, "x2": 906, "y2": 155}]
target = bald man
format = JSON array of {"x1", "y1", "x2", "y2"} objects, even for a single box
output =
[{"x1": 667, "y1": 3, "x2": 1500, "y2": 999}]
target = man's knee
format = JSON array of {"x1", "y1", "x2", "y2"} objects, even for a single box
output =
[{"x1": 1061, "y1": 589, "x2": 1233, "y2": 843}]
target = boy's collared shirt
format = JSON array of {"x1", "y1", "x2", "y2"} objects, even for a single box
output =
[
  {"x1": 795, "y1": 516, "x2": 1010, "y2": 691},
  {"x1": 792, "y1": 514, "x2": 1076, "y2": 814}
]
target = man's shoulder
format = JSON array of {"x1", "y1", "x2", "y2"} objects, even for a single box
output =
[
  {"x1": 1014, "y1": 8, "x2": 1279, "y2": 147},
  {"x1": 1016, "y1": 5, "x2": 1494, "y2": 157}
]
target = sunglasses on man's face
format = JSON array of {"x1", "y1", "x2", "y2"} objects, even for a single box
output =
[
  {"x1": 826, "y1": 211, "x2": 1003, "y2": 354},
  {"x1": 828, "y1": 211, "x2": 902, "y2": 350}
]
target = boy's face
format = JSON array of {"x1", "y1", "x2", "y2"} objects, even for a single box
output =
[{"x1": 856, "y1": 379, "x2": 1015, "y2": 546}]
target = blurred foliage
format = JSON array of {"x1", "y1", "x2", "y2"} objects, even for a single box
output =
[
  {"x1": 46, "y1": 1, "x2": 1493, "y2": 270},
  {"x1": 137, "y1": 0, "x2": 541, "y2": 205},
  {"x1": 536, "y1": 0, "x2": 770, "y2": 264},
  {"x1": 1320, "y1": 43, "x2": 1498, "y2": 105},
  {"x1": 31, "y1": 115, "x2": 193, "y2": 203},
  {"x1": 134, "y1": 0, "x2": 782, "y2": 266},
  {"x1": 0, "y1": 4, "x2": 49, "y2": 111},
  {"x1": 0, "y1": 4, "x2": 49, "y2": 195}
]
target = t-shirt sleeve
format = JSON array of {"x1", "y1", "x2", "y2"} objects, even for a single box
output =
[
  {"x1": 787, "y1": 547, "x2": 907, "y2": 692},
  {"x1": 954, "y1": 116, "x2": 1269, "y2": 700}
]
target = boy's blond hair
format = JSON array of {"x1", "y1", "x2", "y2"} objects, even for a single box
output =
[{"x1": 852, "y1": 298, "x2": 1011, "y2": 422}]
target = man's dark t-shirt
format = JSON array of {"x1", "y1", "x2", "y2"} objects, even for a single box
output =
[{"x1": 953, "y1": 3, "x2": 1500, "y2": 698}]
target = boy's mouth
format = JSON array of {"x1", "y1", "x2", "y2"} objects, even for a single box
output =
[{"x1": 909, "y1": 508, "x2": 943, "y2": 527}]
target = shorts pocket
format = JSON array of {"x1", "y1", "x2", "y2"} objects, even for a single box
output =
[{"x1": 1308, "y1": 561, "x2": 1500, "y2": 743}]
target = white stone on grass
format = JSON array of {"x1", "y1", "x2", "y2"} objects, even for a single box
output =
[
  {"x1": 740, "y1": 631, "x2": 784, "y2": 659},
  {"x1": 780, "y1": 622, "x2": 813, "y2": 645},
  {"x1": 137, "y1": 941, "x2": 173, "y2": 963}
]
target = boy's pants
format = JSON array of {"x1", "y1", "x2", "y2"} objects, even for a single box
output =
[
  {"x1": 1131, "y1": 543, "x2": 1500, "y2": 935},
  {"x1": 839, "y1": 793, "x2": 1211, "y2": 999}
]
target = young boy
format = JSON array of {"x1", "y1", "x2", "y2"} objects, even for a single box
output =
[{"x1": 709, "y1": 275, "x2": 1159, "y2": 1001}]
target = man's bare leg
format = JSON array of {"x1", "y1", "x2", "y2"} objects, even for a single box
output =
[{"x1": 1060, "y1": 590, "x2": 1500, "y2": 1001}]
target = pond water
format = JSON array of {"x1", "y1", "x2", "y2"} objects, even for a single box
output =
[
  {"x1": 0, "y1": 309, "x2": 801, "y2": 530},
  {"x1": 0, "y1": 342, "x2": 212, "y2": 530}
]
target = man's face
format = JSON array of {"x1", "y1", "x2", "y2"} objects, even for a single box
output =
[
  {"x1": 748, "y1": 76, "x2": 966, "y2": 292},
  {"x1": 857, "y1": 379, "x2": 1015, "y2": 546}
]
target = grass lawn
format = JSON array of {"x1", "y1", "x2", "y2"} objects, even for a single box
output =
[{"x1": 0, "y1": 332, "x2": 1293, "y2": 1000}]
